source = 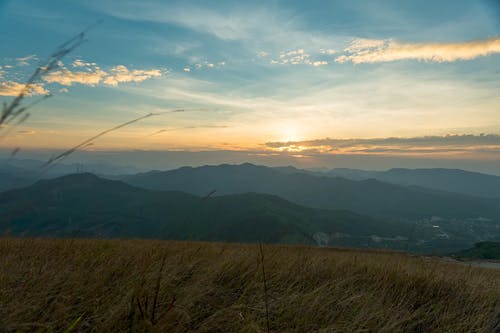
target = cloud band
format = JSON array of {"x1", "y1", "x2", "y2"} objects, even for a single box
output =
[{"x1": 335, "y1": 37, "x2": 500, "y2": 64}]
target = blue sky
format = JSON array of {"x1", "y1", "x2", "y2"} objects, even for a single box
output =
[{"x1": 1, "y1": 0, "x2": 500, "y2": 170}]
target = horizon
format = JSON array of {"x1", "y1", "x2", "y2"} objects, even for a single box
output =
[
  {"x1": 1, "y1": 0, "x2": 500, "y2": 171},
  {"x1": 3, "y1": 149, "x2": 500, "y2": 177}
]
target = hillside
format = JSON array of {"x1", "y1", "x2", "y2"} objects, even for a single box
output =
[
  {"x1": 453, "y1": 242, "x2": 500, "y2": 260},
  {"x1": 1, "y1": 238, "x2": 499, "y2": 332},
  {"x1": 121, "y1": 163, "x2": 500, "y2": 221},
  {"x1": 0, "y1": 173, "x2": 409, "y2": 249},
  {"x1": 323, "y1": 167, "x2": 500, "y2": 198}
]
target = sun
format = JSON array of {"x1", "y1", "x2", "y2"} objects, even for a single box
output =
[{"x1": 278, "y1": 123, "x2": 302, "y2": 143}]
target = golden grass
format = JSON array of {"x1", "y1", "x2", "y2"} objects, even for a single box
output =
[{"x1": 0, "y1": 238, "x2": 499, "y2": 332}]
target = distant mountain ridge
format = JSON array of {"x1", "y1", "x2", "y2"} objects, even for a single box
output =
[
  {"x1": 3, "y1": 158, "x2": 500, "y2": 199},
  {"x1": 120, "y1": 163, "x2": 500, "y2": 221},
  {"x1": 0, "y1": 173, "x2": 410, "y2": 249},
  {"x1": 319, "y1": 167, "x2": 500, "y2": 198},
  {"x1": 0, "y1": 158, "x2": 143, "y2": 192}
]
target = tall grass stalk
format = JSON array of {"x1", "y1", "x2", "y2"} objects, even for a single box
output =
[{"x1": 259, "y1": 242, "x2": 271, "y2": 333}]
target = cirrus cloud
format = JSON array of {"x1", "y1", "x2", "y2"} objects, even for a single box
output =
[
  {"x1": 266, "y1": 134, "x2": 500, "y2": 155},
  {"x1": 336, "y1": 37, "x2": 500, "y2": 64}
]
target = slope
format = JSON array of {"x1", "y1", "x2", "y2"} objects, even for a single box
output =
[{"x1": 0, "y1": 173, "x2": 407, "y2": 248}]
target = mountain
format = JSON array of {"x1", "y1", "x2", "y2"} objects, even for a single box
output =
[
  {"x1": 321, "y1": 168, "x2": 500, "y2": 198},
  {"x1": 0, "y1": 158, "x2": 144, "y2": 192},
  {"x1": 0, "y1": 173, "x2": 411, "y2": 249},
  {"x1": 120, "y1": 163, "x2": 500, "y2": 221},
  {"x1": 452, "y1": 242, "x2": 500, "y2": 260}
]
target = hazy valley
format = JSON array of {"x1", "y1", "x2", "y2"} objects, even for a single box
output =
[{"x1": 2, "y1": 161, "x2": 500, "y2": 255}]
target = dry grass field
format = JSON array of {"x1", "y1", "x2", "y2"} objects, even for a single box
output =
[{"x1": 1, "y1": 238, "x2": 499, "y2": 332}]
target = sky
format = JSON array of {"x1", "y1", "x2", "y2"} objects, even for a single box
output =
[{"x1": 1, "y1": 0, "x2": 500, "y2": 172}]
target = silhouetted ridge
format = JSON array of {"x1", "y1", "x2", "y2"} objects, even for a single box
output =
[
  {"x1": 1, "y1": 173, "x2": 412, "y2": 249},
  {"x1": 30, "y1": 172, "x2": 137, "y2": 192},
  {"x1": 121, "y1": 163, "x2": 500, "y2": 220},
  {"x1": 324, "y1": 167, "x2": 500, "y2": 198}
]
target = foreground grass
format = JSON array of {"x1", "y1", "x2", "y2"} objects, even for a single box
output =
[{"x1": 0, "y1": 238, "x2": 499, "y2": 332}]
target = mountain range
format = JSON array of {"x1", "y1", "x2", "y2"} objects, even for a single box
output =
[
  {"x1": 0, "y1": 173, "x2": 414, "y2": 249},
  {"x1": 2, "y1": 162, "x2": 500, "y2": 253},
  {"x1": 121, "y1": 163, "x2": 500, "y2": 221},
  {"x1": 3, "y1": 158, "x2": 500, "y2": 199}
]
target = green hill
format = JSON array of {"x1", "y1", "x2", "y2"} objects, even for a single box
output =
[
  {"x1": 453, "y1": 242, "x2": 500, "y2": 260},
  {"x1": 0, "y1": 173, "x2": 408, "y2": 249}
]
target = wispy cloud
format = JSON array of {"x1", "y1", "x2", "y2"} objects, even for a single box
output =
[
  {"x1": 336, "y1": 37, "x2": 500, "y2": 64},
  {"x1": 105, "y1": 4, "x2": 280, "y2": 41},
  {"x1": 96, "y1": 2, "x2": 341, "y2": 54},
  {"x1": 319, "y1": 49, "x2": 337, "y2": 55},
  {"x1": 278, "y1": 49, "x2": 311, "y2": 65},
  {"x1": 267, "y1": 48, "x2": 329, "y2": 66},
  {"x1": 102, "y1": 65, "x2": 162, "y2": 86},
  {"x1": 72, "y1": 59, "x2": 95, "y2": 68},
  {"x1": 266, "y1": 134, "x2": 500, "y2": 155},
  {"x1": 16, "y1": 54, "x2": 38, "y2": 66},
  {"x1": 312, "y1": 61, "x2": 328, "y2": 66},
  {"x1": 185, "y1": 60, "x2": 225, "y2": 72},
  {"x1": 147, "y1": 125, "x2": 229, "y2": 136},
  {"x1": 17, "y1": 130, "x2": 36, "y2": 135}
]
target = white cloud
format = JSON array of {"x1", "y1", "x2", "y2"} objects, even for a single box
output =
[
  {"x1": 281, "y1": 49, "x2": 305, "y2": 57},
  {"x1": 183, "y1": 67, "x2": 191, "y2": 72},
  {"x1": 274, "y1": 49, "x2": 312, "y2": 65},
  {"x1": 319, "y1": 49, "x2": 337, "y2": 55},
  {"x1": 0, "y1": 81, "x2": 48, "y2": 96},
  {"x1": 0, "y1": 59, "x2": 162, "y2": 96},
  {"x1": 269, "y1": 49, "x2": 330, "y2": 67},
  {"x1": 336, "y1": 37, "x2": 500, "y2": 64},
  {"x1": 312, "y1": 61, "x2": 328, "y2": 66},
  {"x1": 192, "y1": 60, "x2": 225, "y2": 70},
  {"x1": 44, "y1": 63, "x2": 162, "y2": 87},
  {"x1": 44, "y1": 67, "x2": 106, "y2": 86},
  {"x1": 72, "y1": 59, "x2": 95, "y2": 68},
  {"x1": 102, "y1": 65, "x2": 162, "y2": 86}
]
